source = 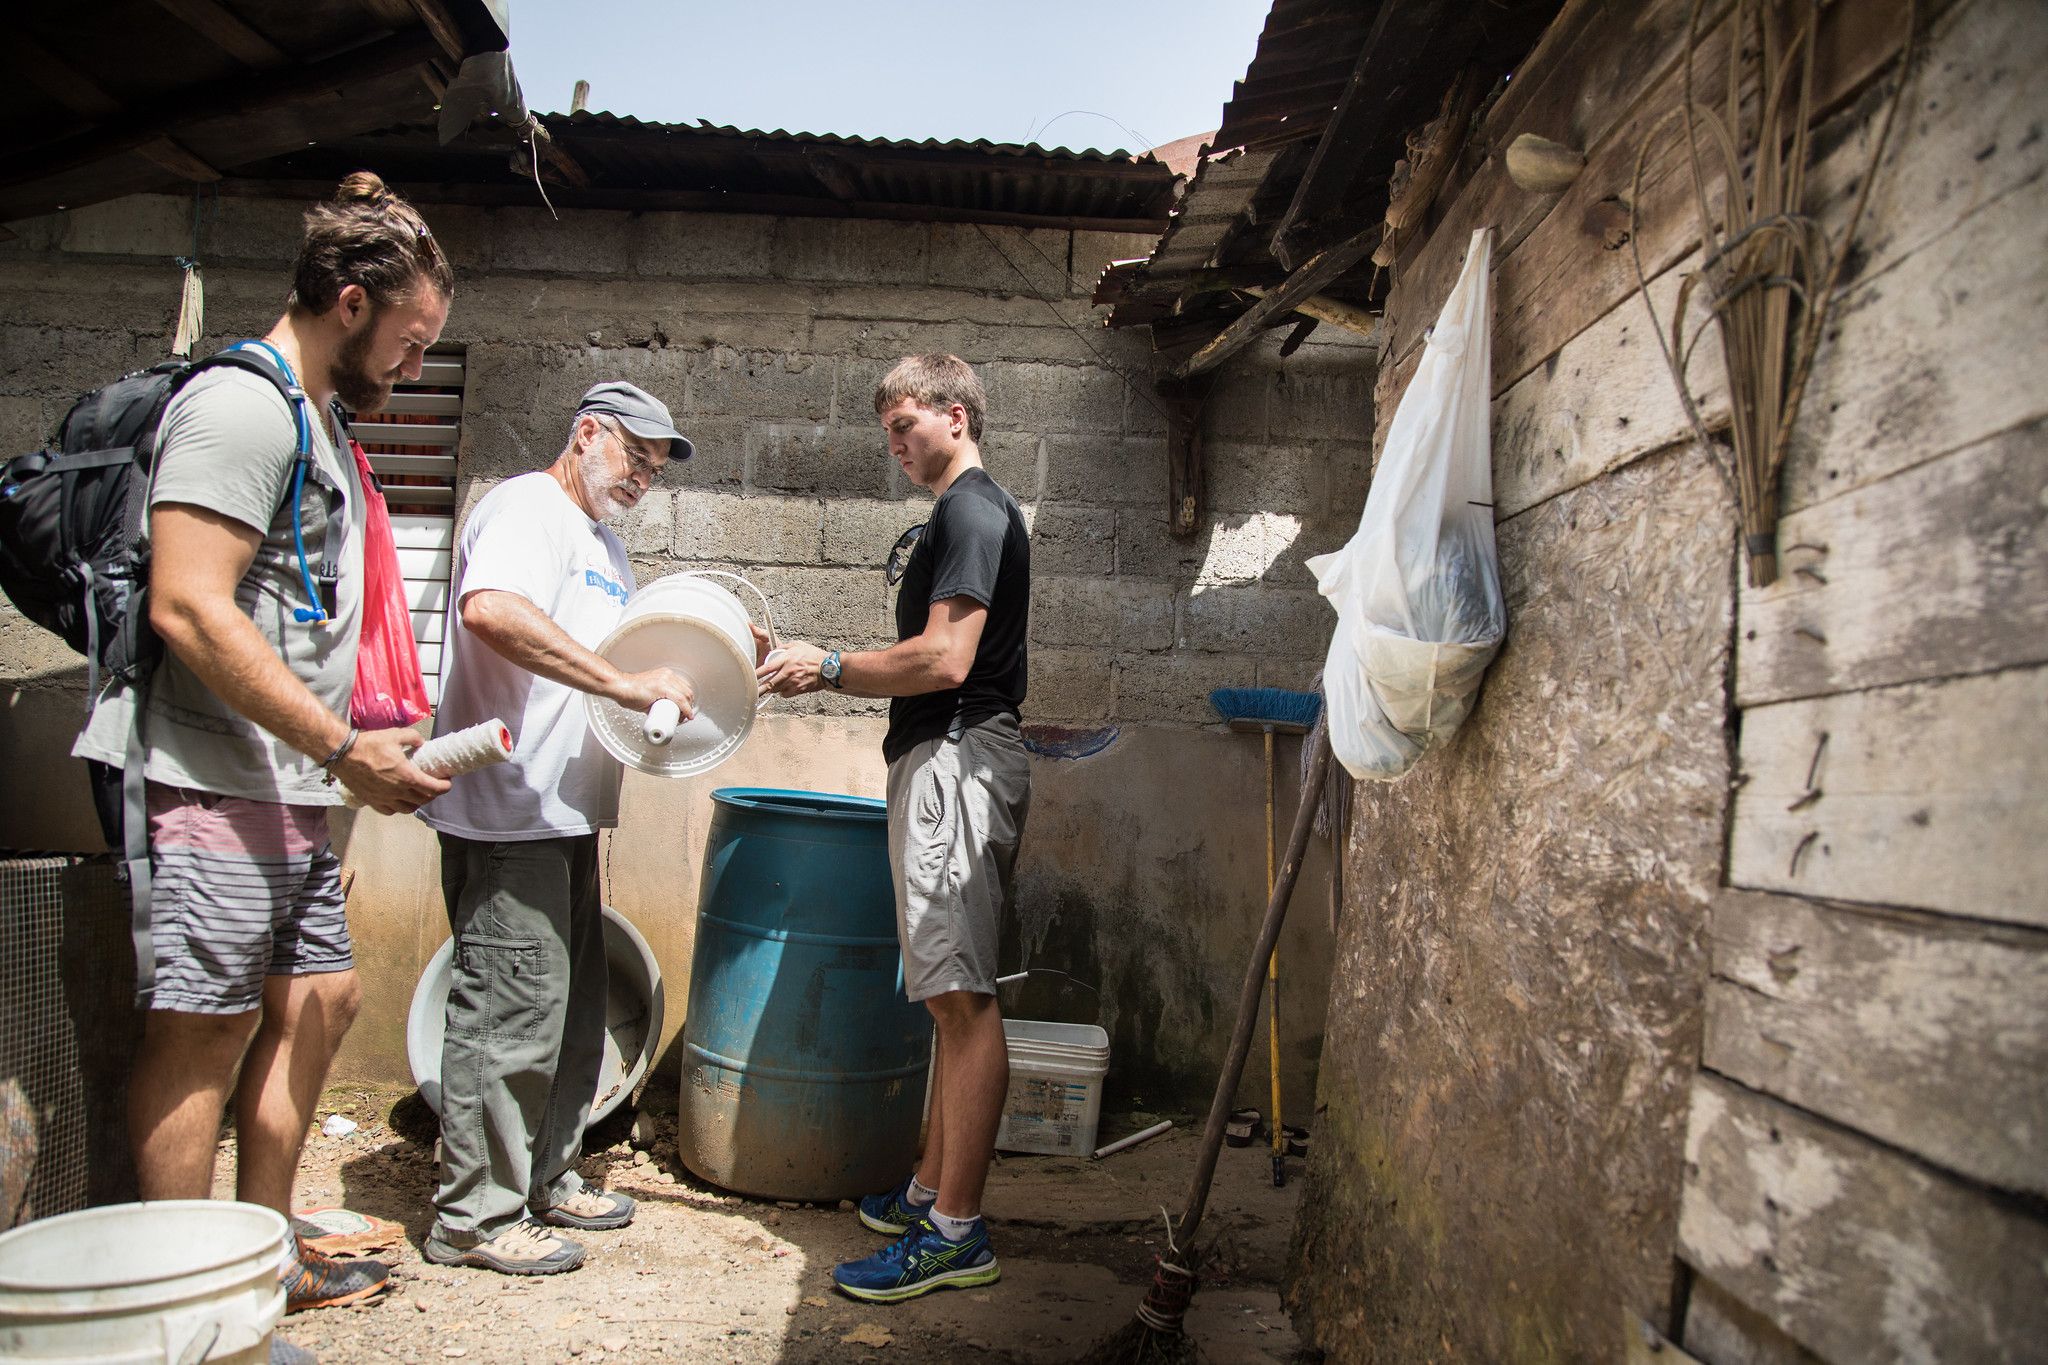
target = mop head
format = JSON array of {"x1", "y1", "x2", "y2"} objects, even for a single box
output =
[{"x1": 1208, "y1": 687, "x2": 1321, "y2": 733}]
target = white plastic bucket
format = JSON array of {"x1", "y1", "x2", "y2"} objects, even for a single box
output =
[
  {"x1": 407, "y1": 905, "x2": 665, "y2": 1123},
  {"x1": 586, "y1": 571, "x2": 775, "y2": 778},
  {"x1": 0, "y1": 1200, "x2": 287, "y2": 1363},
  {"x1": 994, "y1": 1020, "x2": 1110, "y2": 1157}
]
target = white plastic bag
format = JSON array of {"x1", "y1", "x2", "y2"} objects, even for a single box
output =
[{"x1": 1308, "y1": 227, "x2": 1505, "y2": 781}]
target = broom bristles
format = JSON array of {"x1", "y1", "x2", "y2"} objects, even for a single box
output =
[
  {"x1": 1208, "y1": 686, "x2": 1321, "y2": 732},
  {"x1": 1075, "y1": 1315, "x2": 1201, "y2": 1365}
]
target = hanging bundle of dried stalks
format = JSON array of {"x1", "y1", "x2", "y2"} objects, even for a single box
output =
[{"x1": 1631, "y1": 0, "x2": 1917, "y2": 586}]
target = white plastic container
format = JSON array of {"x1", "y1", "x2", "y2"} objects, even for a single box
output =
[
  {"x1": 994, "y1": 1020, "x2": 1110, "y2": 1157},
  {"x1": 0, "y1": 1200, "x2": 288, "y2": 1363},
  {"x1": 585, "y1": 571, "x2": 776, "y2": 778},
  {"x1": 407, "y1": 904, "x2": 664, "y2": 1123}
]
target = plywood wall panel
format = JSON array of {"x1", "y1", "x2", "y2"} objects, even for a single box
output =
[{"x1": 1289, "y1": 447, "x2": 1732, "y2": 1361}]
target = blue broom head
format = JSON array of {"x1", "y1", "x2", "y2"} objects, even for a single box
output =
[{"x1": 1208, "y1": 686, "x2": 1321, "y2": 731}]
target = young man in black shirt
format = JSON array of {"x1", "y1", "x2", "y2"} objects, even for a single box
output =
[{"x1": 761, "y1": 354, "x2": 1029, "y2": 1302}]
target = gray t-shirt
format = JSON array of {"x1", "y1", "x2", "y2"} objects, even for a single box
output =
[{"x1": 75, "y1": 366, "x2": 366, "y2": 804}]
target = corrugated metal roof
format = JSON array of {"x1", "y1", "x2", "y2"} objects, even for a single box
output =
[
  {"x1": 556, "y1": 112, "x2": 1146, "y2": 163},
  {"x1": 1104, "y1": 0, "x2": 1560, "y2": 341},
  {"x1": 212, "y1": 110, "x2": 1179, "y2": 233},
  {"x1": 1100, "y1": 0, "x2": 1388, "y2": 331},
  {"x1": 1211, "y1": 0, "x2": 1382, "y2": 154}
]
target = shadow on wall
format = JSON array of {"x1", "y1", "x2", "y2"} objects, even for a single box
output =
[
  {"x1": 0, "y1": 664, "x2": 106, "y2": 854},
  {"x1": 999, "y1": 728, "x2": 1334, "y2": 1118}
]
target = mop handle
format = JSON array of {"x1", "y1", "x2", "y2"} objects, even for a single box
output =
[{"x1": 343, "y1": 718, "x2": 513, "y2": 808}]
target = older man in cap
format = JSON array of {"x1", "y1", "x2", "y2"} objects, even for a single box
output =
[{"x1": 420, "y1": 382, "x2": 697, "y2": 1275}]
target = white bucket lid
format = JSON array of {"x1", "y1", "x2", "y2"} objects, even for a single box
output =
[
  {"x1": 1003, "y1": 1019, "x2": 1109, "y2": 1050},
  {"x1": 586, "y1": 575, "x2": 764, "y2": 779}
]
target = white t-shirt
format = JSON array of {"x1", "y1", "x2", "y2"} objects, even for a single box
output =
[{"x1": 419, "y1": 473, "x2": 634, "y2": 840}]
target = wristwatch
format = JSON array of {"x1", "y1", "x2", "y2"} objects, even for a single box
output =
[{"x1": 821, "y1": 649, "x2": 844, "y2": 689}]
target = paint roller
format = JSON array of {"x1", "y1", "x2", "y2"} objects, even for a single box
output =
[
  {"x1": 638, "y1": 649, "x2": 784, "y2": 748},
  {"x1": 342, "y1": 717, "x2": 513, "y2": 807}
]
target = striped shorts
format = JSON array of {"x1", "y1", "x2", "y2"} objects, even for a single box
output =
[{"x1": 145, "y1": 783, "x2": 353, "y2": 1014}]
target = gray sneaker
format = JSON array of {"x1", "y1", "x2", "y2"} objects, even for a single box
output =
[
  {"x1": 422, "y1": 1220, "x2": 585, "y2": 1276},
  {"x1": 538, "y1": 1187, "x2": 636, "y2": 1231}
]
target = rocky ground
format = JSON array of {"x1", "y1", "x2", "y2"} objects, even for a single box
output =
[{"x1": 219, "y1": 1083, "x2": 1308, "y2": 1364}]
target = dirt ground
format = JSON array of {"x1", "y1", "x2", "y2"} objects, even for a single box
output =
[{"x1": 217, "y1": 1083, "x2": 1308, "y2": 1364}]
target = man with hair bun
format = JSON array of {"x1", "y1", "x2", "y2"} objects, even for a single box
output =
[
  {"x1": 763, "y1": 353, "x2": 1031, "y2": 1303},
  {"x1": 74, "y1": 172, "x2": 454, "y2": 1347}
]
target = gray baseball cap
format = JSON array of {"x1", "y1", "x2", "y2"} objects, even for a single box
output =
[{"x1": 575, "y1": 381, "x2": 694, "y2": 460}]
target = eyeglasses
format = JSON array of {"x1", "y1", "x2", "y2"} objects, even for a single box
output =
[
  {"x1": 596, "y1": 416, "x2": 669, "y2": 483},
  {"x1": 886, "y1": 523, "x2": 926, "y2": 586}
]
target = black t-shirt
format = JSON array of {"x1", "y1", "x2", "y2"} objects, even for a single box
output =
[{"x1": 882, "y1": 467, "x2": 1030, "y2": 763}]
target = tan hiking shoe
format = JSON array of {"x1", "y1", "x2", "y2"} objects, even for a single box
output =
[
  {"x1": 422, "y1": 1219, "x2": 584, "y2": 1276},
  {"x1": 539, "y1": 1187, "x2": 636, "y2": 1231}
]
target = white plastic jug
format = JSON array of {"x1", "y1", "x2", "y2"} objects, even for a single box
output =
[{"x1": 585, "y1": 571, "x2": 778, "y2": 778}]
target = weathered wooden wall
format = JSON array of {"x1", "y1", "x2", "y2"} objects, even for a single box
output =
[{"x1": 1288, "y1": 0, "x2": 2048, "y2": 1360}]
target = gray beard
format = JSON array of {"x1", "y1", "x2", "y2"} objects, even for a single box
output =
[{"x1": 576, "y1": 456, "x2": 633, "y2": 522}]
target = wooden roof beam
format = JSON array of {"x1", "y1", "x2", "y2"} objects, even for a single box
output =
[
  {"x1": 1166, "y1": 223, "x2": 1379, "y2": 381},
  {"x1": 1268, "y1": 0, "x2": 1472, "y2": 271},
  {"x1": 400, "y1": 0, "x2": 471, "y2": 64},
  {"x1": 151, "y1": 0, "x2": 291, "y2": 69},
  {"x1": 13, "y1": 31, "x2": 222, "y2": 182},
  {"x1": 0, "y1": 29, "x2": 443, "y2": 194},
  {"x1": 137, "y1": 137, "x2": 224, "y2": 182}
]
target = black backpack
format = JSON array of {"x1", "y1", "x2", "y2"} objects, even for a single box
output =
[
  {"x1": 0, "y1": 346, "x2": 314, "y2": 700},
  {"x1": 0, "y1": 345, "x2": 346, "y2": 1006}
]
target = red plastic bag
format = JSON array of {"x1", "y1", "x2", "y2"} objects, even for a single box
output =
[{"x1": 347, "y1": 438, "x2": 431, "y2": 729}]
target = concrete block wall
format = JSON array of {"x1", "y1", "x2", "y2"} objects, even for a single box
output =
[{"x1": 0, "y1": 192, "x2": 1374, "y2": 1115}]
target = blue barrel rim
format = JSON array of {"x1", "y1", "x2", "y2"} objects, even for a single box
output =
[{"x1": 710, "y1": 787, "x2": 887, "y2": 821}]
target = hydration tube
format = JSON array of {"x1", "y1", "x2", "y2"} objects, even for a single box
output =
[{"x1": 230, "y1": 339, "x2": 328, "y2": 624}]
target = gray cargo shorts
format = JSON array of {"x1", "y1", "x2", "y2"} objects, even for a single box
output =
[{"x1": 885, "y1": 714, "x2": 1031, "y2": 1002}]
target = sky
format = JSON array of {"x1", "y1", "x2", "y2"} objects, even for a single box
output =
[{"x1": 506, "y1": 0, "x2": 1270, "y2": 155}]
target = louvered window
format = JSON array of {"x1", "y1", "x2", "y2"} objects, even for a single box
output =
[{"x1": 349, "y1": 348, "x2": 461, "y2": 708}]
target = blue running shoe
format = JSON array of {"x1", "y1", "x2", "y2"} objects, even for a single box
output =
[
  {"x1": 833, "y1": 1216, "x2": 1001, "y2": 1303},
  {"x1": 856, "y1": 1175, "x2": 931, "y2": 1236}
]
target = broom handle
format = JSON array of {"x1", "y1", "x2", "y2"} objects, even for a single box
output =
[
  {"x1": 1179, "y1": 723, "x2": 1331, "y2": 1245},
  {"x1": 1266, "y1": 730, "x2": 1285, "y2": 1170}
]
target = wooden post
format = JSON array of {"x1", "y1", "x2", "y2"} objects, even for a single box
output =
[
  {"x1": 1158, "y1": 376, "x2": 1211, "y2": 537},
  {"x1": 570, "y1": 80, "x2": 590, "y2": 115}
]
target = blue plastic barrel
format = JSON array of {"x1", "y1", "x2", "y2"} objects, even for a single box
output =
[{"x1": 679, "y1": 788, "x2": 932, "y2": 1200}]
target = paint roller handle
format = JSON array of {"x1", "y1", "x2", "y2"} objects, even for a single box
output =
[
  {"x1": 341, "y1": 719, "x2": 509, "y2": 808},
  {"x1": 644, "y1": 698, "x2": 682, "y2": 745},
  {"x1": 606, "y1": 666, "x2": 696, "y2": 721}
]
